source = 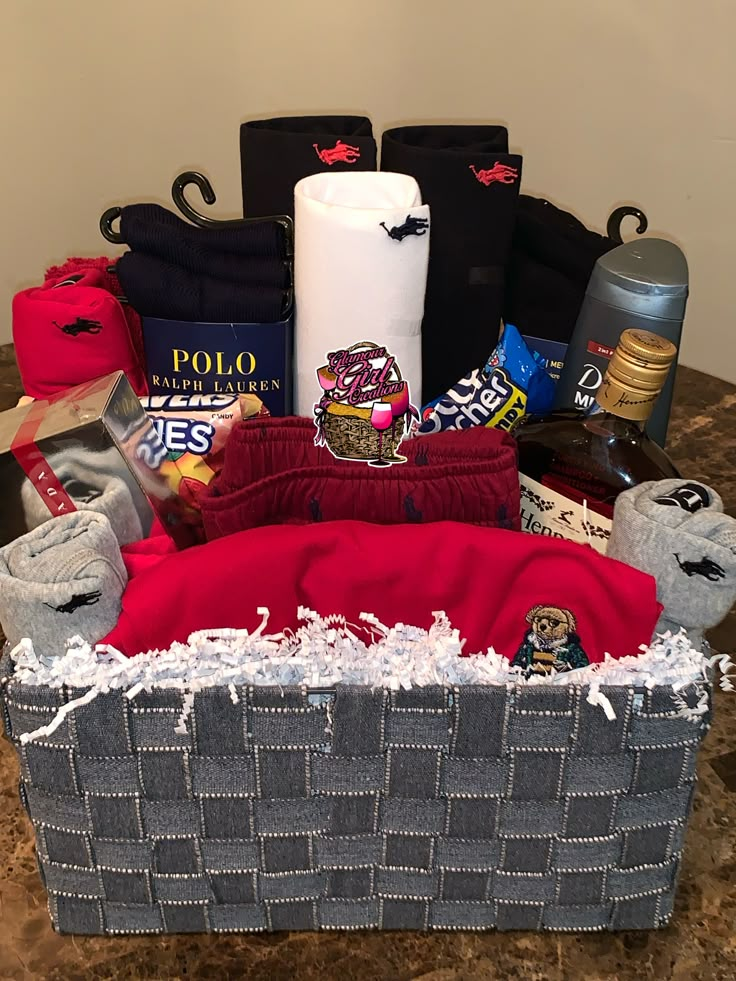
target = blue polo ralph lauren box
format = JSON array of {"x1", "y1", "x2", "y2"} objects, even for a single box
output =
[{"x1": 142, "y1": 316, "x2": 293, "y2": 416}]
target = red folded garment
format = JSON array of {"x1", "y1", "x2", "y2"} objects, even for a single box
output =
[
  {"x1": 102, "y1": 520, "x2": 661, "y2": 663},
  {"x1": 201, "y1": 420, "x2": 521, "y2": 539},
  {"x1": 13, "y1": 280, "x2": 147, "y2": 398},
  {"x1": 121, "y1": 527, "x2": 177, "y2": 578},
  {"x1": 44, "y1": 257, "x2": 146, "y2": 374}
]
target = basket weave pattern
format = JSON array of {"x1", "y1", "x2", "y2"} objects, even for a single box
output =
[
  {"x1": 323, "y1": 412, "x2": 405, "y2": 461},
  {"x1": 0, "y1": 659, "x2": 709, "y2": 935}
]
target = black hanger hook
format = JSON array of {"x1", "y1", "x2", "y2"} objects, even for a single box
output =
[
  {"x1": 171, "y1": 171, "x2": 219, "y2": 225},
  {"x1": 100, "y1": 206, "x2": 124, "y2": 244},
  {"x1": 171, "y1": 171, "x2": 294, "y2": 258},
  {"x1": 607, "y1": 206, "x2": 648, "y2": 245}
]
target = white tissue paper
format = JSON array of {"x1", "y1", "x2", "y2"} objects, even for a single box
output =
[{"x1": 6, "y1": 609, "x2": 730, "y2": 745}]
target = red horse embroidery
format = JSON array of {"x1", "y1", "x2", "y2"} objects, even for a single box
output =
[
  {"x1": 313, "y1": 140, "x2": 361, "y2": 165},
  {"x1": 469, "y1": 162, "x2": 519, "y2": 186}
]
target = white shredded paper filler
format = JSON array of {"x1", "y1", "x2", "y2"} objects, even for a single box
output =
[{"x1": 5, "y1": 609, "x2": 731, "y2": 744}]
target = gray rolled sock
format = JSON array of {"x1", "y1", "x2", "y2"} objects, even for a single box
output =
[
  {"x1": 20, "y1": 449, "x2": 143, "y2": 547},
  {"x1": 607, "y1": 479, "x2": 736, "y2": 648},
  {"x1": 0, "y1": 511, "x2": 127, "y2": 657}
]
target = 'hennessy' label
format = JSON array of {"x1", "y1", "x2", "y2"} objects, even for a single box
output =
[{"x1": 519, "y1": 475, "x2": 612, "y2": 555}]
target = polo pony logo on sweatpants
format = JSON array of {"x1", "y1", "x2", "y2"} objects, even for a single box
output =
[
  {"x1": 469, "y1": 162, "x2": 519, "y2": 186},
  {"x1": 53, "y1": 318, "x2": 103, "y2": 337},
  {"x1": 45, "y1": 590, "x2": 102, "y2": 614},
  {"x1": 313, "y1": 140, "x2": 361, "y2": 165},
  {"x1": 380, "y1": 216, "x2": 430, "y2": 241}
]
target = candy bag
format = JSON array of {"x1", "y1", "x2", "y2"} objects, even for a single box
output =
[
  {"x1": 418, "y1": 323, "x2": 555, "y2": 434},
  {"x1": 141, "y1": 393, "x2": 268, "y2": 507}
]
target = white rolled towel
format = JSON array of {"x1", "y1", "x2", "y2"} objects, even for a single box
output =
[{"x1": 294, "y1": 171, "x2": 429, "y2": 416}]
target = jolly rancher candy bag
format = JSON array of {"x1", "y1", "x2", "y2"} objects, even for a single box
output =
[
  {"x1": 418, "y1": 323, "x2": 555, "y2": 434},
  {"x1": 141, "y1": 393, "x2": 268, "y2": 507}
]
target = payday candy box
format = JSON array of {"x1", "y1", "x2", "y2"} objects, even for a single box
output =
[
  {"x1": 0, "y1": 372, "x2": 198, "y2": 550},
  {"x1": 0, "y1": 662, "x2": 710, "y2": 936},
  {"x1": 143, "y1": 316, "x2": 293, "y2": 416}
]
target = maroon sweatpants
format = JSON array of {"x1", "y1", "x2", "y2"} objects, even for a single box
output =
[{"x1": 200, "y1": 418, "x2": 520, "y2": 540}]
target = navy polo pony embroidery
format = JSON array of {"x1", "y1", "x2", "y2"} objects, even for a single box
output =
[{"x1": 380, "y1": 216, "x2": 429, "y2": 241}]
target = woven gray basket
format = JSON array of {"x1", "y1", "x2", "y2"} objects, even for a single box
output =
[{"x1": 0, "y1": 650, "x2": 711, "y2": 935}]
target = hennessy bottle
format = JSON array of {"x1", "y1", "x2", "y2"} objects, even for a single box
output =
[{"x1": 515, "y1": 328, "x2": 680, "y2": 554}]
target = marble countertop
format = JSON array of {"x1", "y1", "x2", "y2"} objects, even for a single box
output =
[{"x1": 0, "y1": 345, "x2": 734, "y2": 981}]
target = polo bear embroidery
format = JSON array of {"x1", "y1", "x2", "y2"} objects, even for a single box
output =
[{"x1": 511, "y1": 605, "x2": 589, "y2": 675}]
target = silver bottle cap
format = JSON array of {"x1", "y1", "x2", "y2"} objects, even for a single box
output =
[{"x1": 587, "y1": 238, "x2": 688, "y2": 320}]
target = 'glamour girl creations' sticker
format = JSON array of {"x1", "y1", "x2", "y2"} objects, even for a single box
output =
[{"x1": 313, "y1": 341, "x2": 419, "y2": 466}]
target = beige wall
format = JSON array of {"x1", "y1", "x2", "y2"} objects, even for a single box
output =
[{"x1": 2, "y1": 0, "x2": 733, "y2": 380}]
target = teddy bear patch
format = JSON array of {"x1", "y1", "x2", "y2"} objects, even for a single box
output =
[{"x1": 511, "y1": 605, "x2": 590, "y2": 676}]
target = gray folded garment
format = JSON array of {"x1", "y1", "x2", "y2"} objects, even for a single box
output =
[
  {"x1": 20, "y1": 447, "x2": 143, "y2": 546},
  {"x1": 0, "y1": 511, "x2": 127, "y2": 657},
  {"x1": 607, "y1": 478, "x2": 736, "y2": 648}
]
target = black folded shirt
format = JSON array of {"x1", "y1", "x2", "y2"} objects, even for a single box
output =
[
  {"x1": 381, "y1": 124, "x2": 522, "y2": 403},
  {"x1": 240, "y1": 114, "x2": 378, "y2": 219}
]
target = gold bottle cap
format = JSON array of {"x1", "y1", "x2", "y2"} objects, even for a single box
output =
[{"x1": 596, "y1": 329, "x2": 677, "y2": 422}]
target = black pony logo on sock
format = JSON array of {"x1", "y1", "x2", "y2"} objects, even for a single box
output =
[
  {"x1": 380, "y1": 215, "x2": 429, "y2": 241},
  {"x1": 674, "y1": 554, "x2": 726, "y2": 581},
  {"x1": 53, "y1": 318, "x2": 103, "y2": 337},
  {"x1": 45, "y1": 590, "x2": 102, "y2": 614}
]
